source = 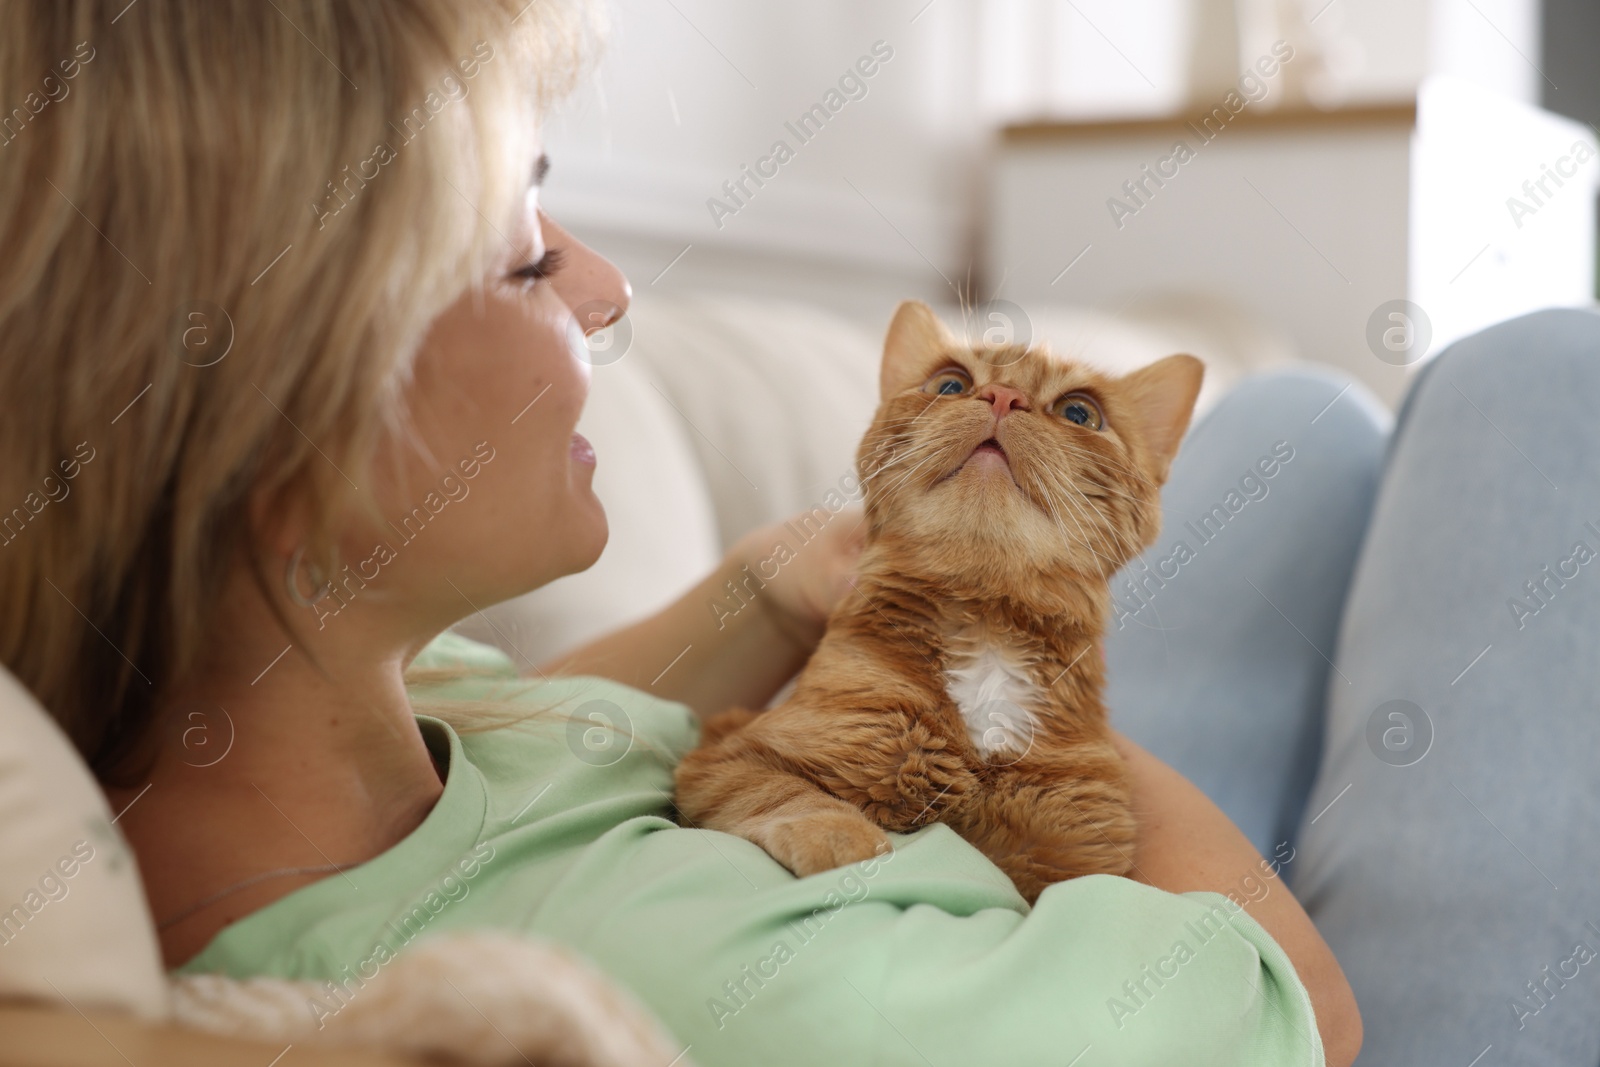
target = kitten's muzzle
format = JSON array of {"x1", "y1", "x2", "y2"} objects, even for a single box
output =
[
  {"x1": 960, "y1": 433, "x2": 1014, "y2": 481},
  {"x1": 973, "y1": 438, "x2": 1006, "y2": 459}
]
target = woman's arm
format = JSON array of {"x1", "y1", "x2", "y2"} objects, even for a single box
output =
[
  {"x1": 541, "y1": 510, "x2": 865, "y2": 720},
  {"x1": 1113, "y1": 729, "x2": 1362, "y2": 1067}
]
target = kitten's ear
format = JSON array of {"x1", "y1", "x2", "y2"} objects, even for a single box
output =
[
  {"x1": 1118, "y1": 354, "x2": 1204, "y2": 484},
  {"x1": 881, "y1": 300, "x2": 957, "y2": 399}
]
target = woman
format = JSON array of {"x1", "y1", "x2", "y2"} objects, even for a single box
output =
[{"x1": 35, "y1": 1, "x2": 1584, "y2": 1064}]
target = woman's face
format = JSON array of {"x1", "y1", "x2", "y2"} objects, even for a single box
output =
[{"x1": 330, "y1": 156, "x2": 630, "y2": 635}]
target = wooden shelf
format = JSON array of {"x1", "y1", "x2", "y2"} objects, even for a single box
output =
[{"x1": 1001, "y1": 102, "x2": 1418, "y2": 144}]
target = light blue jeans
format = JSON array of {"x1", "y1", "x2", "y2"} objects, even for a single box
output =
[{"x1": 1104, "y1": 307, "x2": 1600, "y2": 1067}]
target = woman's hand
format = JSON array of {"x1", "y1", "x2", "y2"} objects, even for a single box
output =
[{"x1": 732, "y1": 506, "x2": 866, "y2": 654}]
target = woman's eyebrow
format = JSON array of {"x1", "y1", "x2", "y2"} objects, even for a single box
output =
[{"x1": 533, "y1": 153, "x2": 550, "y2": 187}]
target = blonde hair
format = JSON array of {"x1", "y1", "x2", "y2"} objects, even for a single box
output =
[{"x1": 0, "y1": 0, "x2": 602, "y2": 779}]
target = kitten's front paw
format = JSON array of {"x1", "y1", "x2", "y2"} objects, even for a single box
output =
[
  {"x1": 858, "y1": 739, "x2": 978, "y2": 832},
  {"x1": 765, "y1": 809, "x2": 892, "y2": 878}
]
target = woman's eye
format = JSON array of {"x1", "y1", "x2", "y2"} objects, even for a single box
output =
[
  {"x1": 1051, "y1": 392, "x2": 1104, "y2": 430},
  {"x1": 922, "y1": 371, "x2": 970, "y2": 396},
  {"x1": 509, "y1": 246, "x2": 566, "y2": 287}
]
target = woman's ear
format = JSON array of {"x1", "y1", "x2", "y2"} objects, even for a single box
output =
[
  {"x1": 880, "y1": 300, "x2": 957, "y2": 400},
  {"x1": 1117, "y1": 354, "x2": 1205, "y2": 485},
  {"x1": 249, "y1": 480, "x2": 315, "y2": 562}
]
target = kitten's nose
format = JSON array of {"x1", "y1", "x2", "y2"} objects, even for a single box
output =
[{"x1": 977, "y1": 383, "x2": 1030, "y2": 419}]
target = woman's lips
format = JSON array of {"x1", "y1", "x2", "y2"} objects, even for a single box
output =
[{"x1": 570, "y1": 432, "x2": 595, "y2": 466}]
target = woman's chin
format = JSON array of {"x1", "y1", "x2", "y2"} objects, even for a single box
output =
[
  {"x1": 550, "y1": 492, "x2": 609, "y2": 578},
  {"x1": 574, "y1": 500, "x2": 609, "y2": 571}
]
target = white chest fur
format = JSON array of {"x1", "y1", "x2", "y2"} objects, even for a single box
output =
[{"x1": 942, "y1": 629, "x2": 1043, "y2": 759}]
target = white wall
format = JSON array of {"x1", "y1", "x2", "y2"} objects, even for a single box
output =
[
  {"x1": 540, "y1": 0, "x2": 1545, "y2": 329},
  {"x1": 1430, "y1": 0, "x2": 1542, "y2": 104},
  {"x1": 539, "y1": 0, "x2": 985, "y2": 325},
  {"x1": 1307, "y1": 0, "x2": 1540, "y2": 106},
  {"x1": 976, "y1": 0, "x2": 1541, "y2": 115},
  {"x1": 977, "y1": 0, "x2": 1193, "y2": 120}
]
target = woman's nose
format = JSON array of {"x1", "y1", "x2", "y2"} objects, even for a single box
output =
[{"x1": 539, "y1": 211, "x2": 631, "y2": 335}]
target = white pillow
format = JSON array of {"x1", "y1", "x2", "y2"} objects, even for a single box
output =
[
  {"x1": 0, "y1": 665, "x2": 167, "y2": 1017},
  {"x1": 624, "y1": 293, "x2": 883, "y2": 550}
]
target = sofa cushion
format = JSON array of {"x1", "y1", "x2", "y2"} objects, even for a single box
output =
[
  {"x1": 625, "y1": 293, "x2": 884, "y2": 551},
  {"x1": 0, "y1": 664, "x2": 167, "y2": 1017}
]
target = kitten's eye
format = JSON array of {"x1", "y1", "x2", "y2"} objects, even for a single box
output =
[
  {"x1": 1050, "y1": 392, "x2": 1104, "y2": 430},
  {"x1": 922, "y1": 369, "x2": 971, "y2": 397}
]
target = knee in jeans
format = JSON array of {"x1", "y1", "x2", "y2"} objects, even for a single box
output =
[
  {"x1": 1404, "y1": 307, "x2": 1600, "y2": 417},
  {"x1": 1194, "y1": 366, "x2": 1387, "y2": 449},
  {"x1": 1215, "y1": 366, "x2": 1353, "y2": 414}
]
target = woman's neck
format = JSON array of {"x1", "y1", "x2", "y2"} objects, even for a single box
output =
[{"x1": 104, "y1": 600, "x2": 445, "y2": 969}]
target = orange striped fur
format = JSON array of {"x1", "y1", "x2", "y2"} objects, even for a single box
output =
[{"x1": 675, "y1": 301, "x2": 1203, "y2": 902}]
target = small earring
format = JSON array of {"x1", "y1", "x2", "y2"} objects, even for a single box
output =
[{"x1": 285, "y1": 546, "x2": 333, "y2": 607}]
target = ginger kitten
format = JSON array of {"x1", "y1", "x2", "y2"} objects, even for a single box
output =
[{"x1": 674, "y1": 300, "x2": 1203, "y2": 903}]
